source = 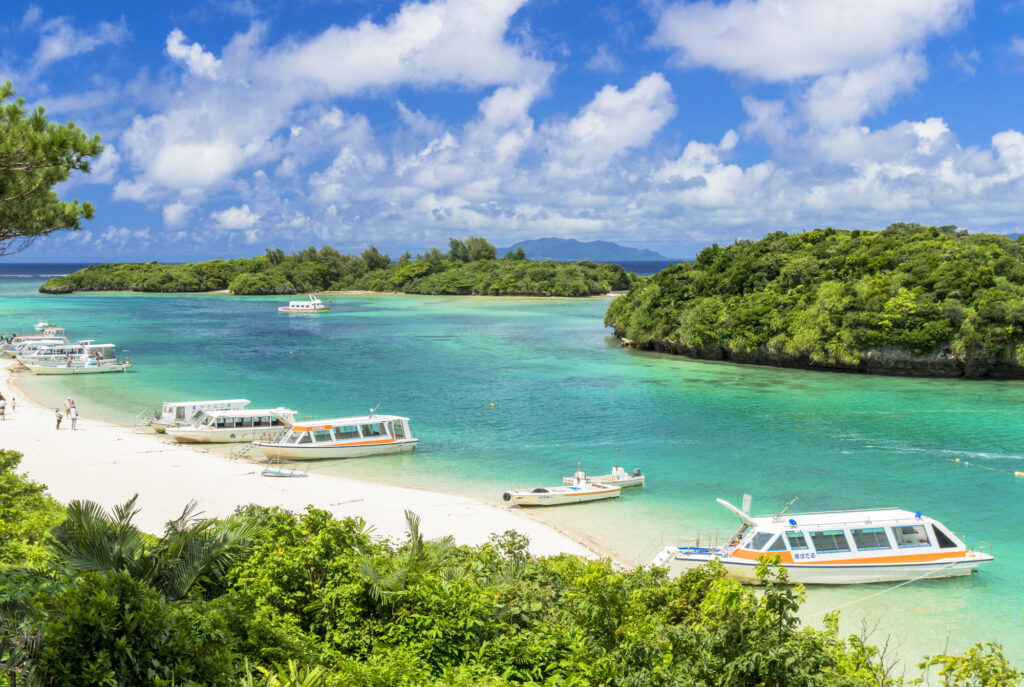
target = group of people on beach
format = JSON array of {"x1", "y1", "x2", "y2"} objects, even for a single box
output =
[
  {"x1": 55, "y1": 397, "x2": 78, "y2": 430},
  {"x1": 0, "y1": 392, "x2": 12, "y2": 420}
]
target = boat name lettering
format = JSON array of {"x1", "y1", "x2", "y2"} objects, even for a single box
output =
[{"x1": 793, "y1": 552, "x2": 817, "y2": 560}]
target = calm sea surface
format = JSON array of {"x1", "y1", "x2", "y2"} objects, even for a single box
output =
[{"x1": 1, "y1": 265, "x2": 1022, "y2": 667}]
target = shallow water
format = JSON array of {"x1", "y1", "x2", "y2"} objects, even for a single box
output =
[{"x1": 2, "y1": 269, "x2": 1022, "y2": 668}]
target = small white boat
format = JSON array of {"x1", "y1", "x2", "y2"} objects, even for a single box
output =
[
  {"x1": 33, "y1": 321, "x2": 49, "y2": 331},
  {"x1": 23, "y1": 356, "x2": 131, "y2": 374},
  {"x1": 165, "y1": 407, "x2": 296, "y2": 443},
  {"x1": 150, "y1": 399, "x2": 251, "y2": 433},
  {"x1": 253, "y1": 412, "x2": 417, "y2": 460},
  {"x1": 651, "y1": 498, "x2": 994, "y2": 585},
  {"x1": 278, "y1": 294, "x2": 330, "y2": 313},
  {"x1": 503, "y1": 474, "x2": 621, "y2": 507},
  {"x1": 563, "y1": 465, "x2": 644, "y2": 489},
  {"x1": 18, "y1": 341, "x2": 116, "y2": 365}
]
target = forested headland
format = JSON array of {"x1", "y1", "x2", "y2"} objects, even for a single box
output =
[
  {"x1": 0, "y1": 449, "x2": 1018, "y2": 685},
  {"x1": 606, "y1": 223, "x2": 1024, "y2": 378},
  {"x1": 39, "y1": 237, "x2": 634, "y2": 297}
]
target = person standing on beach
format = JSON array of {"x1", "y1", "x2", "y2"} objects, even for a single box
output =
[
  {"x1": 10, "y1": 397, "x2": 14, "y2": 413},
  {"x1": 70, "y1": 403, "x2": 78, "y2": 430},
  {"x1": 55, "y1": 408, "x2": 62, "y2": 429},
  {"x1": 0, "y1": 395, "x2": 6, "y2": 421},
  {"x1": 64, "y1": 397, "x2": 71, "y2": 418}
]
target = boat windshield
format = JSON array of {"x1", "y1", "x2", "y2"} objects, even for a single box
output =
[{"x1": 360, "y1": 422, "x2": 386, "y2": 438}]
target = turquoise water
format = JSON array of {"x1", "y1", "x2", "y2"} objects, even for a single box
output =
[{"x1": 2, "y1": 271, "x2": 1023, "y2": 667}]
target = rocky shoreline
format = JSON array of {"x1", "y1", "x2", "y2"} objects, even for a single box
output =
[{"x1": 613, "y1": 333, "x2": 1024, "y2": 379}]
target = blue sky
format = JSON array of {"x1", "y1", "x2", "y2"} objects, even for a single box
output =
[{"x1": 3, "y1": 0, "x2": 1024, "y2": 261}]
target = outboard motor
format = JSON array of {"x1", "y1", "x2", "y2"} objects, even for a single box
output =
[
  {"x1": 632, "y1": 468, "x2": 642, "y2": 476},
  {"x1": 502, "y1": 492, "x2": 511, "y2": 502}
]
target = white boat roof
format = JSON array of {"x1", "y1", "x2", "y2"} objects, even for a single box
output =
[
  {"x1": 40, "y1": 342, "x2": 115, "y2": 349},
  {"x1": 202, "y1": 407, "x2": 295, "y2": 417},
  {"x1": 291, "y1": 415, "x2": 409, "y2": 430},
  {"x1": 164, "y1": 399, "x2": 250, "y2": 407},
  {"x1": 748, "y1": 508, "x2": 927, "y2": 529}
]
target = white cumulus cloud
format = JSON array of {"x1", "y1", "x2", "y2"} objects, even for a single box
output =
[
  {"x1": 166, "y1": 29, "x2": 223, "y2": 79},
  {"x1": 211, "y1": 204, "x2": 260, "y2": 229}
]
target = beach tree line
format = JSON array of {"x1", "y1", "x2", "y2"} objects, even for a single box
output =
[
  {"x1": 39, "y1": 237, "x2": 635, "y2": 297},
  {"x1": 606, "y1": 223, "x2": 1024, "y2": 377},
  {"x1": 0, "y1": 82, "x2": 102, "y2": 256},
  {"x1": 0, "y1": 449, "x2": 1020, "y2": 685}
]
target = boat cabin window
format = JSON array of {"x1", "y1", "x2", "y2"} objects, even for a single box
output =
[
  {"x1": 851, "y1": 528, "x2": 891, "y2": 551},
  {"x1": 749, "y1": 532, "x2": 774, "y2": 550},
  {"x1": 810, "y1": 530, "x2": 851, "y2": 553},
  {"x1": 786, "y1": 532, "x2": 808, "y2": 550},
  {"x1": 283, "y1": 431, "x2": 303, "y2": 444},
  {"x1": 932, "y1": 525, "x2": 958, "y2": 549},
  {"x1": 766, "y1": 535, "x2": 787, "y2": 552},
  {"x1": 334, "y1": 425, "x2": 359, "y2": 440},
  {"x1": 892, "y1": 525, "x2": 930, "y2": 548},
  {"x1": 253, "y1": 416, "x2": 271, "y2": 427},
  {"x1": 216, "y1": 418, "x2": 232, "y2": 428},
  {"x1": 361, "y1": 423, "x2": 385, "y2": 437},
  {"x1": 175, "y1": 407, "x2": 188, "y2": 420},
  {"x1": 390, "y1": 420, "x2": 406, "y2": 439},
  {"x1": 239, "y1": 417, "x2": 253, "y2": 427},
  {"x1": 297, "y1": 432, "x2": 313, "y2": 444},
  {"x1": 313, "y1": 429, "x2": 333, "y2": 442}
]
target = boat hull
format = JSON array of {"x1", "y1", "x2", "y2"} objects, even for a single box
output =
[
  {"x1": 506, "y1": 487, "x2": 621, "y2": 507},
  {"x1": 277, "y1": 307, "x2": 330, "y2": 312},
  {"x1": 23, "y1": 362, "x2": 131, "y2": 374},
  {"x1": 565, "y1": 475, "x2": 645, "y2": 488},
  {"x1": 165, "y1": 428, "x2": 285, "y2": 443},
  {"x1": 652, "y1": 547, "x2": 993, "y2": 584},
  {"x1": 253, "y1": 438, "x2": 418, "y2": 460}
]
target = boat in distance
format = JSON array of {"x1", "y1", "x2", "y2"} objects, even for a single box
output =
[
  {"x1": 563, "y1": 465, "x2": 644, "y2": 489},
  {"x1": 22, "y1": 355, "x2": 132, "y2": 375},
  {"x1": 150, "y1": 399, "x2": 251, "y2": 433},
  {"x1": 651, "y1": 498, "x2": 994, "y2": 585},
  {"x1": 503, "y1": 474, "x2": 622, "y2": 507},
  {"x1": 278, "y1": 294, "x2": 330, "y2": 313},
  {"x1": 253, "y1": 414, "x2": 417, "y2": 460},
  {"x1": 165, "y1": 407, "x2": 296, "y2": 443}
]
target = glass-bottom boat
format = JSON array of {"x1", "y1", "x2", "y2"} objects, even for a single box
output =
[
  {"x1": 253, "y1": 414, "x2": 417, "y2": 460},
  {"x1": 651, "y1": 498, "x2": 993, "y2": 584},
  {"x1": 150, "y1": 399, "x2": 251, "y2": 433},
  {"x1": 165, "y1": 407, "x2": 296, "y2": 443}
]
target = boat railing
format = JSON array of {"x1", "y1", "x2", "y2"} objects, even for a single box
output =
[
  {"x1": 133, "y1": 408, "x2": 156, "y2": 433},
  {"x1": 660, "y1": 529, "x2": 735, "y2": 551}
]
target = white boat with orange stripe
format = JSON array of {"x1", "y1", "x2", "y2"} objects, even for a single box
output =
[
  {"x1": 252, "y1": 413, "x2": 417, "y2": 460},
  {"x1": 652, "y1": 498, "x2": 993, "y2": 584}
]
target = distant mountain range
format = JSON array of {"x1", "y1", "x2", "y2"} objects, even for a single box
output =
[{"x1": 498, "y1": 238, "x2": 671, "y2": 261}]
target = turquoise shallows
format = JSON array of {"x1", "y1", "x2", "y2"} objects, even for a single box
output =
[{"x1": 3, "y1": 272, "x2": 1022, "y2": 666}]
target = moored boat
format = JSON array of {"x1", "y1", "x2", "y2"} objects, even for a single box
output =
[
  {"x1": 651, "y1": 498, "x2": 994, "y2": 584},
  {"x1": 503, "y1": 474, "x2": 622, "y2": 507},
  {"x1": 165, "y1": 407, "x2": 296, "y2": 443},
  {"x1": 253, "y1": 413, "x2": 417, "y2": 460},
  {"x1": 278, "y1": 294, "x2": 330, "y2": 313},
  {"x1": 150, "y1": 399, "x2": 251, "y2": 433},
  {"x1": 563, "y1": 465, "x2": 644, "y2": 489},
  {"x1": 22, "y1": 355, "x2": 131, "y2": 374},
  {"x1": 33, "y1": 321, "x2": 49, "y2": 331}
]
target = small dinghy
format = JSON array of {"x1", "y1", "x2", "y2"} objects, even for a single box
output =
[{"x1": 503, "y1": 473, "x2": 621, "y2": 507}]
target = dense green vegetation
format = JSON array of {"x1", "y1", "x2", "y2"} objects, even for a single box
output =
[
  {"x1": 1, "y1": 448, "x2": 1019, "y2": 685},
  {"x1": 606, "y1": 223, "x2": 1024, "y2": 377},
  {"x1": 39, "y1": 237, "x2": 634, "y2": 297},
  {"x1": 0, "y1": 81, "x2": 103, "y2": 256}
]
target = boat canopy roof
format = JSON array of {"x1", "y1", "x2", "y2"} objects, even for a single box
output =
[
  {"x1": 163, "y1": 399, "x2": 250, "y2": 408},
  {"x1": 291, "y1": 414, "x2": 409, "y2": 431},
  {"x1": 737, "y1": 506, "x2": 929, "y2": 530},
  {"x1": 202, "y1": 407, "x2": 295, "y2": 418}
]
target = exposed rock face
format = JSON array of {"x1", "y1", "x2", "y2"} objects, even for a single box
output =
[{"x1": 612, "y1": 331, "x2": 1024, "y2": 379}]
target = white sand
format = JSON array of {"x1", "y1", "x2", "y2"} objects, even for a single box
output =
[{"x1": 0, "y1": 360, "x2": 607, "y2": 560}]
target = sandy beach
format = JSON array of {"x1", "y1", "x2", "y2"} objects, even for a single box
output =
[{"x1": 0, "y1": 359, "x2": 606, "y2": 561}]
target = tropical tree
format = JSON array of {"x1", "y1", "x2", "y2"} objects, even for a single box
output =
[
  {"x1": 359, "y1": 510, "x2": 457, "y2": 607},
  {"x1": 49, "y1": 496, "x2": 262, "y2": 601},
  {"x1": 0, "y1": 81, "x2": 103, "y2": 255}
]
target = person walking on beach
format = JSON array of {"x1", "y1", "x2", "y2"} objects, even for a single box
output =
[
  {"x1": 64, "y1": 397, "x2": 71, "y2": 419},
  {"x1": 70, "y1": 403, "x2": 78, "y2": 430},
  {"x1": 55, "y1": 408, "x2": 62, "y2": 429}
]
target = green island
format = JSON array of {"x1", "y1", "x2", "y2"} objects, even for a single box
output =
[
  {"x1": 39, "y1": 237, "x2": 634, "y2": 297},
  {"x1": 606, "y1": 223, "x2": 1024, "y2": 378},
  {"x1": 1, "y1": 449, "x2": 1017, "y2": 686}
]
